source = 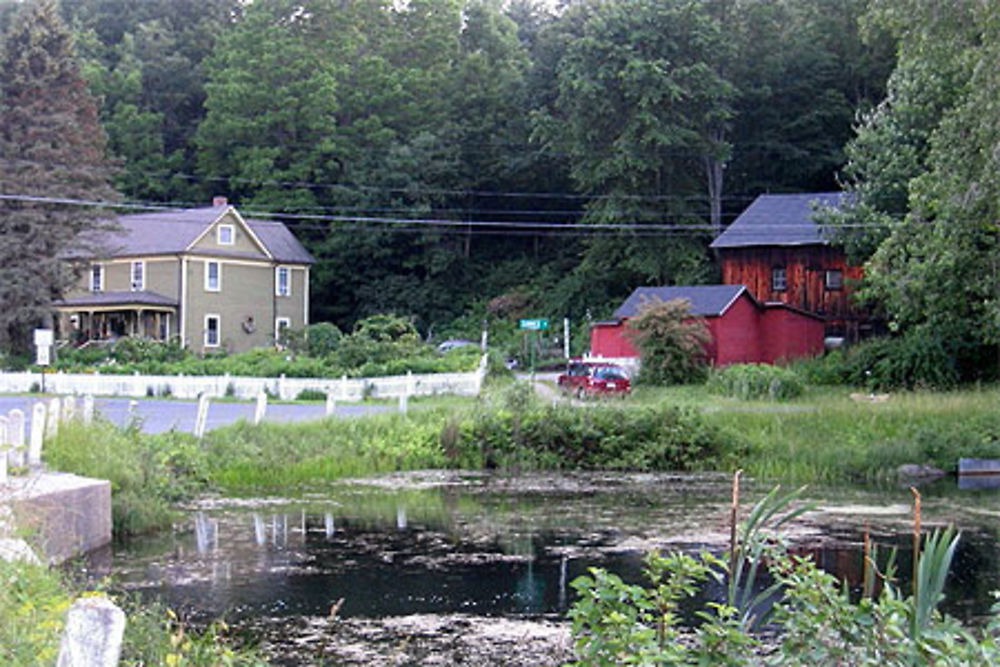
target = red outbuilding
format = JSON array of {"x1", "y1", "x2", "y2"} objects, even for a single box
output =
[{"x1": 589, "y1": 285, "x2": 824, "y2": 367}]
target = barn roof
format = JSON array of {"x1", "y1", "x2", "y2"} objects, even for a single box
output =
[
  {"x1": 613, "y1": 285, "x2": 749, "y2": 319},
  {"x1": 710, "y1": 192, "x2": 850, "y2": 249}
]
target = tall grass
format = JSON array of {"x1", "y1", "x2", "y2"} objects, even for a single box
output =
[{"x1": 709, "y1": 389, "x2": 1000, "y2": 482}]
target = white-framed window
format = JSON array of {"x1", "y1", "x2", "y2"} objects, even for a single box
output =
[
  {"x1": 217, "y1": 224, "x2": 234, "y2": 245},
  {"x1": 275, "y1": 266, "x2": 290, "y2": 297},
  {"x1": 824, "y1": 269, "x2": 844, "y2": 290},
  {"x1": 275, "y1": 317, "x2": 291, "y2": 344},
  {"x1": 90, "y1": 264, "x2": 103, "y2": 292},
  {"x1": 771, "y1": 266, "x2": 787, "y2": 292},
  {"x1": 204, "y1": 314, "x2": 221, "y2": 347},
  {"x1": 205, "y1": 260, "x2": 221, "y2": 291},
  {"x1": 130, "y1": 260, "x2": 145, "y2": 291}
]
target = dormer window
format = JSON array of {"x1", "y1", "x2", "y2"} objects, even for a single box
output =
[
  {"x1": 217, "y1": 224, "x2": 234, "y2": 245},
  {"x1": 131, "y1": 261, "x2": 145, "y2": 291},
  {"x1": 90, "y1": 264, "x2": 103, "y2": 292}
]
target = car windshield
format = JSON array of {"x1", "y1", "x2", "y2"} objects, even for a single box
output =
[{"x1": 593, "y1": 367, "x2": 628, "y2": 380}]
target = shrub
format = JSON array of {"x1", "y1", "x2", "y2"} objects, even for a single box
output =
[
  {"x1": 625, "y1": 298, "x2": 710, "y2": 385},
  {"x1": 296, "y1": 388, "x2": 326, "y2": 401},
  {"x1": 707, "y1": 363, "x2": 805, "y2": 400}
]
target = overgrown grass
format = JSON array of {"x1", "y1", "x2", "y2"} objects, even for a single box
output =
[
  {"x1": 708, "y1": 388, "x2": 1000, "y2": 482},
  {"x1": 0, "y1": 559, "x2": 263, "y2": 665}
]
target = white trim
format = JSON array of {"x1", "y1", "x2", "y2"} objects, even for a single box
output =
[
  {"x1": 275, "y1": 266, "x2": 290, "y2": 297},
  {"x1": 304, "y1": 266, "x2": 310, "y2": 326},
  {"x1": 179, "y1": 257, "x2": 188, "y2": 348},
  {"x1": 91, "y1": 256, "x2": 177, "y2": 265},
  {"x1": 90, "y1": 264, "x2": 104, "y2": 292},
  {"x1": 275, "y1": 317, "x2": 291, "y2": 343},
  {"x1": 228, "y1": 208, "x2": 274, "y2": 259},
  {"x1": 204, "y1": 260, "x2": 221, "y2": 292},
  {"x1": 217, "y1": 224, "x2": 235, "y2": 245},
  {"x1": 130, "y1": 260, "x2": 145, "y2": 291},
  {"x1": 204, "y1": 314, "x2": 221, "y2": 348},
  {"x1": 717, "y1": 286, "x2": 747, "y2": 317}
]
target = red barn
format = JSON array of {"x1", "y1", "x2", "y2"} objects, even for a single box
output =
[
  {"x1": 710, "y1": 193, "x2": 868, "y2": 341},
  {"x1": 589, "y1": 285, "x2": 825, "y2": 367}
]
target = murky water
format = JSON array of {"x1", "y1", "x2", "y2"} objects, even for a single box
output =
[{"x1": 108, "y1": 471, "x2": 1000, "y2": 626}]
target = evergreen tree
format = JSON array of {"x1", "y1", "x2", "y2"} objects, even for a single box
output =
[{"x1": 0, "y1": 0, "x2": 118, "y2": 352}]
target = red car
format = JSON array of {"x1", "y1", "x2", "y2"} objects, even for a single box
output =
[{"x1": 557, "y1": 362, "x2": 631, "y2": 398}]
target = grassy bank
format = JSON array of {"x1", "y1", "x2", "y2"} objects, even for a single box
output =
[
  {"x1": 0, "y1": 558, "x2": 263, "y2": 665},
  {"x1": 43, "y1": 383, "x2": 1000, "y2": 538}
]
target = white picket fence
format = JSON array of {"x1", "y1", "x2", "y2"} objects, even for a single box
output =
[{"x1": 0, "y1": 355, "x2": 489, "y2": 401}]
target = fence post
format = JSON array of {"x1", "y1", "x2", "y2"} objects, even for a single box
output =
[
  {"x1": 325, "y1": 391, "x2": 336, "y2": 416},
  {"x1": 341, "y1": 375, "x2": 348, "y2": 401},
  {"x1": 254, "y1": 391, "x2": 268, "y2": 425},
  {"x1": 29, "y1": 402, "x2": 46, "y2": 467},
  {"x1": 193, "y1": 393, "x2": 211, "y2": 438},
  {"x1": 82, "y1": 395, "x2": 94, "y2": 424}
]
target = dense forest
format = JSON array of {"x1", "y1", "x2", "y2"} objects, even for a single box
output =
[{"x1": 3, "y1": 0, "x2": 899, "y2": 344}]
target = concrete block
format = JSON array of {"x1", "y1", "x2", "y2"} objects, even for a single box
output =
[{"x1": 1, "y1": 473, "x2": 112, "y2": 564}]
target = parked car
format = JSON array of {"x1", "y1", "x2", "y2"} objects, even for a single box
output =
[
  {"x1": 557, "y1": 361, "x2": 631, "y2": 397},
  {"x1": 436, "y1": 338, "x2": 476, "y2": 352}
]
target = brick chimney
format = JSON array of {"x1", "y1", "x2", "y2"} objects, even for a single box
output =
[{"x1": 212, "y1": 196, "x2": 228, "y2": 207}]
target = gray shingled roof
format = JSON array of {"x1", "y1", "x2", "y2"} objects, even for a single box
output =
[
  {"x1": 613, "y1": 285, "x2": 748, "y2": 318},
  {"x1": 82, "y1": 205, "x2": 314, "y2": 264},
  {"x1": 710, "y1": 192, "x2": 849, "y2": 249},
  {"x1": 54, "y1": 290, "x2": 178, "y2": 308}
]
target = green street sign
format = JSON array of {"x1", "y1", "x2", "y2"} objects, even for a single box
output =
[{"x1": 518, "y1": 318, "x2": 549, "y2": 331}]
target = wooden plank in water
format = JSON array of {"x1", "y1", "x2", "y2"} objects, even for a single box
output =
[{"x1": 958, "y1": 458, "x2": 1000, "y2": 477}]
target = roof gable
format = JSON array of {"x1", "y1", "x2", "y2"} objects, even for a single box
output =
[
  {"x1": 710, "y1": 192, "x2": 849, "y2": 249},
  {"x1": 186, "y1": 208, "x2": 272, "y2": 259},
  {"x1": 613, "y1": 285, "x2": 749, "y2": 318},
  {"x1": 77, "y1": 205, "x2": 314, "y2": 264}
]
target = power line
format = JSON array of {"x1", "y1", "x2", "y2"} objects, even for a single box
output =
[{"x1": 0, "y1": 193, "x2": 882, "y2": 236}]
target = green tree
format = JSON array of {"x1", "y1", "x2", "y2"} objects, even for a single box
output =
[
  {"x1": 839, "y1": 1, "x2": 1000, "y2": 376},
  {"x1": 626, "y1": 298, "x2": 710, "y2": 385},
  {"x1": 0, "y1": 0, "x2": 118, "y2": 352}
]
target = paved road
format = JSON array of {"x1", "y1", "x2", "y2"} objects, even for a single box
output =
[{"x1": 0, "y1": 395, "x2": 393, "y2": 435}]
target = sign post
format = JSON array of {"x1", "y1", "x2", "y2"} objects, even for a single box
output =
[
  {"x1": 34, "y1": 329, "x2": 53, "y2": 393},
  {"x1": 518, "y1": 319, "x2": 549, "y2": 378}
]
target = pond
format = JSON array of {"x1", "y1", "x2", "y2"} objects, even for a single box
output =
[{"x1": 101, "y1": 471, "x2": 1000, "y2": 664}]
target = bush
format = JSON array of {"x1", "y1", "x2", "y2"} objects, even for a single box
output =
[
  {"x1": 296, "y1": 388, "x2": 327, "y2": 401},
  {"x1": 625, "y1": 298, "x2": 710, "y2": 385},
  {"x1": 707, "y1": 363, "x2": 805, "y2": 400}
]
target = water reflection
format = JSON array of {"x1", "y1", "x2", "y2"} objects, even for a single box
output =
[{"x1": 110, "y1": 473, "x2": 1000, "y2": 624}]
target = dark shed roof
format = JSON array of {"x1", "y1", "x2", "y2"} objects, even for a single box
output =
[
  {"x1": 82, "y1": 205, "x2": 314, "y2": 264},
  {"x1": 710, "y1": 192, "x2": 849, "y2": 249},
  {"x1": 613, "y1": 285, "x2": 748, "y2": 318},
  {"x1": 54, "y1": 290, "x2": 178, "y2": 308}
]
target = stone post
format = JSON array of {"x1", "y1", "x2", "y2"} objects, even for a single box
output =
[
  {"x1": 56, "y1": 596, "x2": 126, "y2": 667},
  {"x1": 253, "y1": 391, "x2": 267, "y2": 425},
  {"x1": 8, "y1": 409, "x2": 25, "y2": 468},
  {"x1": 62, "y1": 395, "x2": 76, "y2": 422},
  {"x1": 193, "y1": 393, "x2": 210, "y2": 438},
  {"x1": 29, "y1": 402, "x2": 46, "y2": 467},
  {"x1": 0, "y1": 415, "x2": 8, "y2": 484},
  {"x1": 46, "y1": 396, "x2": 61, "y2": 440}
]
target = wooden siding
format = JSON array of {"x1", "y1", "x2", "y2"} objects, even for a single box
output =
[{"x1": 718, "y1": 245, "x2": 864, "y2": 335}]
